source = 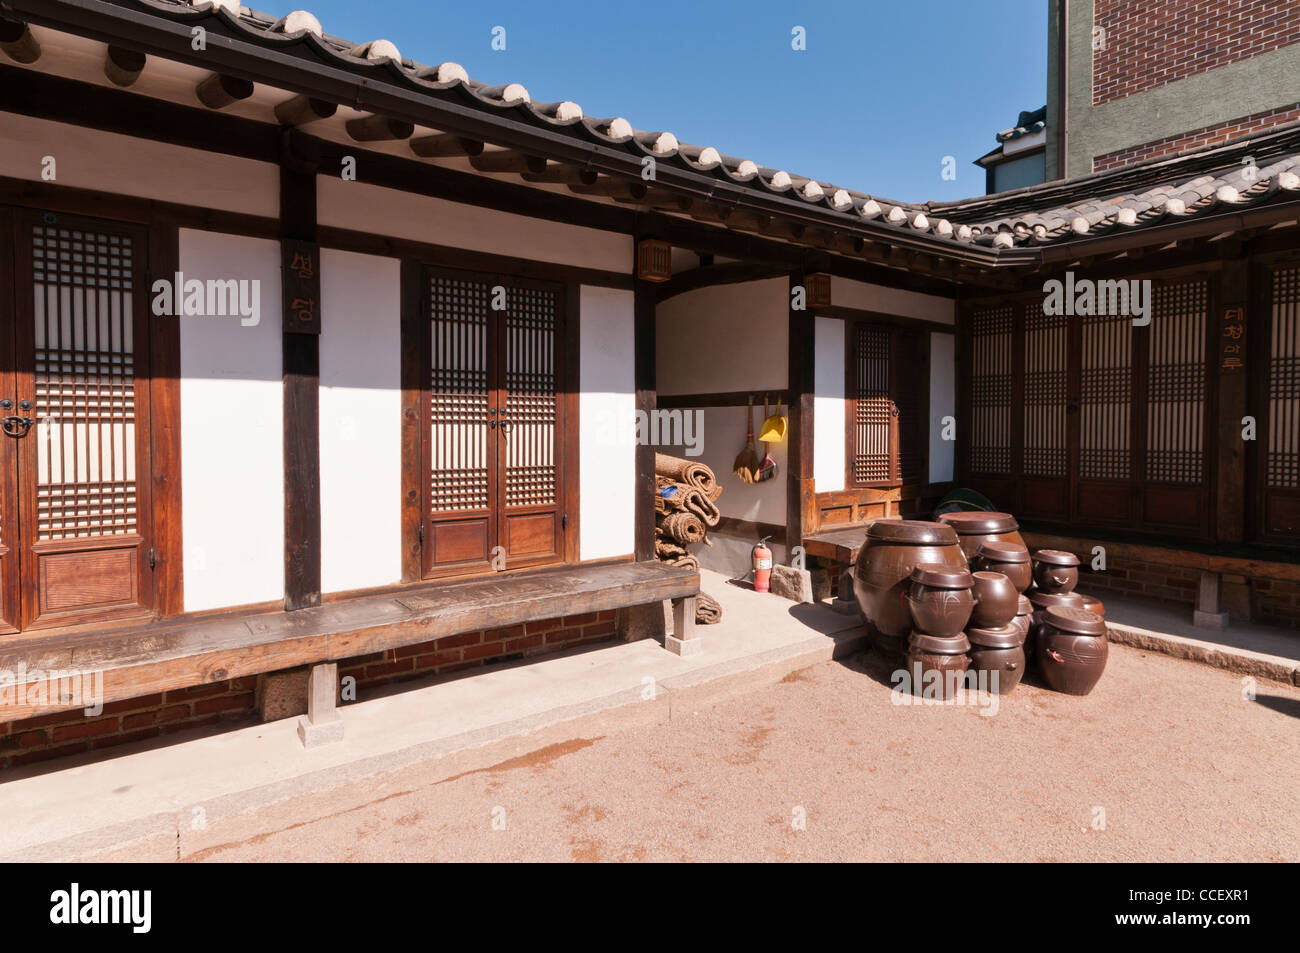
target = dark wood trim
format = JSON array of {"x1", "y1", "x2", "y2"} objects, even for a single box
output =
[
  {"x1": 634, "y1": 242, "x2": 657, "y2": 563},
  {"x1": 280, "y1": 159, "x2": 322, "y2": 611},
  {"x1": 563, "y1": 282, "x2": 582, "y2": 566},
  {"x1": 399, "y1": 258, "x2": 425, "y2": 583},
  {"x1": 317, "y1": 225, "x2": 633, "y2": 290},
  {"x1": 817, "y1": 304, "x2": 957, "y2": 336},
  {"x1": 715, "y1": 516, "x2": 785, "y2": 542},
  {"x1": 657, "y1": 389, "x2": 793, "y2": 409},
  {"x1": 787, "y1": 271, "x2": 815, "y2": 551},
  {"x1": 148, "y1": 220, "x2": 183, "y2": 617},
  {"x1": 654, "y1": 262, "x2": 788, "y2": 304}
]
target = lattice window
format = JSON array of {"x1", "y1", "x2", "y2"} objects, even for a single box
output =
[
  {"x1": 429, "y1": 276, "x2": 490, "y2": 512},
  {"x1": 503, "y1": 286, "x2": 558, "y2": 507},
  {"x1": 1270, "y1": 266, "x2": 1300, "y2": 489},
  {"x1": 852, "y1": 325, "x2": 892, "y2": 484},
  {"x1": 1146, "y1": 281, "x2": 1206, "y2": 484},
  {"x1": 969, "y1": 305, "x2": 1013, "y2": 475},
  {"x1": 1079, "y1": 312, "x2": 1132, "y2": 479},
  {"x1": 1023, "y1": 310, "x2": 1068, "y2": 477},
  {"x1": 31, "y1": 224, "x2": 138, "y2": 540}
]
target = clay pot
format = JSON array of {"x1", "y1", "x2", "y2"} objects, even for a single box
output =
[
  {"x1": 1038, "y1": 606, "x2": 1108, "y2": 696},
  {"x1": 973, "y1": 540, "x2": 1032, "y2": 593},
  {"x1": 937, "y1": 511, "x2": 1026, "y2": 560},
  {"x1": 970, "y1": 571, "x2": 1019, "y2": 628},
  {"x1": 1032, "y1": 549, "x2": 1080, "y2": 594},
  {"x1": 854, "y1": 520, "x2": 968, "y2": 648},
  {"x1": 906, "y1": 565, "x2": 975, "y2": 637},
  {"x1": 905, "y1": 632, "x2": 971, "y2": 700},
  {"x1": 1025, "y1": 590, "x2": 1085, "y2": 660},
  {"x1": 967, "y1": 623, "x2": 1026, "y2": 694},
  {"x1": 1013, "y1": 594, "x2": 1033, "y2": 641},
  {"x1": 1080, "y1": 594, "x2": 1105, "y2": 617}
]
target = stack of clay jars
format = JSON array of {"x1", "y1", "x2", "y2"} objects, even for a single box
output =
[{"x1": 1025, "y1": 549, "x2": 1109, "y2": 695}]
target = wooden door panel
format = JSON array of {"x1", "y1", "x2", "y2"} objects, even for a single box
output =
[
  {"x1": 1260, "y1": 264, "x2": 1300, "y2": 543},
  {"x1": 1021, "y1": 309, "x2": 1069, "y2": 520},
  {"x1": 0, "y1": 207, "x2": 17, "y2": 633},
  {"x1": 14, "y1": 212, "x2": 154, "y2": 629}
]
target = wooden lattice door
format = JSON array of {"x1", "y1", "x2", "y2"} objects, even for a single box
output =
[
  {"x1": 9, "y1": 210, "x2": 155, "y2": 630},
  {"x1": 1258, "y1": 262, "x2": 1300, "y2": 543},
  {"x1": 420, "y1": 268, "x2": 566, "y2": 579}
]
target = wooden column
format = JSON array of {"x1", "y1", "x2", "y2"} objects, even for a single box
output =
[
  {"x1": 280, "y1": 133, "x2": 322, "y2": 610},
  {"x1": 786, "y1": 271, "x2": 816, "y2": 553},
  {"x1": 1215, "y1": 254, "x2": 1250, "y2": 543},
  {"x1": 633, "y1": 239, "x2": 657, "y2": 562}
]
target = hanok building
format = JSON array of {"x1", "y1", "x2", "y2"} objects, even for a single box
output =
[{"x1": 0, "y1": 0, "x2": 1297, "y2": 767}]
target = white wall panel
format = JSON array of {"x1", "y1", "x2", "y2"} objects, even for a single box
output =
[
  {"x1": 814, "y1": 315, "x2": 846, "y2": 492},
  {"x1": 319, "y1": 249, "x2": 402, "y2": 594},
  {"x1": 179, "y1": 230, "x2": 283, "y2": 612}
]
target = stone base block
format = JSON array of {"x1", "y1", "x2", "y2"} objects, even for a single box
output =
[
  {"x1": 1193, "y1": 609, "x2": 1229, "y2": 629},
  {"x1": 297, "y1": 715, "x2": 345, "y2": 748},
  {"x1": 256, "y1": 667, "x2": 310, "y2": 721},
  {"x1": 665, "y1": 635, "x2": 703, "y2": 657},
  {"x1": 770, "y1": 565, "x2": 814, "y2": 603}
]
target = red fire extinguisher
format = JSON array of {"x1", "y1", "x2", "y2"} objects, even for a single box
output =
[{"x1": 752, "y1": 536, "x2": 773, "y2": 592}]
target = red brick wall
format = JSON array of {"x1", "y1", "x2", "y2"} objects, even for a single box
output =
[
  {"x1": 0, "y1": 611, "x2": 617, "y2": 770},
  {"x1": 1093, "y1": 0, "x2": 1300, "y2": 106},
  {"x1": 1092, "y1": 102, "x2": 1300, "y2": 171}
]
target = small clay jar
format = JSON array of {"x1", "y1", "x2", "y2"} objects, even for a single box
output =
[
  {"x1": 1032, "y1": 549, "x2": 1080, "y2": 594},
  {"x1": 1038, "y1": 606, "x2": 1108, "y2": 696},
  {"x1": 1080, "y1": 594, "x2": 1105, "y2": 617},
  {"x1": 937, "y1": 511, "x2": 1026, "y2": 560},
  {"x1": 906, "y1": 565, "x2": 975, "y2": 637},
  {"x1": 1013, "y1": 594, "x2": 1033, "y2": 641},
  {"x1": 970, "y1": 570, "x2": 1019, "y2": 628},
  {"x1": 905, "y1": 632, "x2": 971, "y2": 700},
  {"x1": 973, "y1": 541, "x2": 1032, "y2": 593},
  {"x1": 967, "y1": 623, "x2": 1026, "y2": 694},
  {"x1": 1025, "y1": 590, "x2": 1085, "y2": 660}
]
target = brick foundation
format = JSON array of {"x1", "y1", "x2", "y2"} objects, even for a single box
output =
[{"x1": 0, "y1": 610, "x2": 617, "y2": 770}]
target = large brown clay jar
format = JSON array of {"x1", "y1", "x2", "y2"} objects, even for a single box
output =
[
  {"x1": 1080, "y1": 594, "x2": 1105, "y2": 617},
  {"x1": 906, "y1": 565, "x2": 974, "y2": 637},
  {"x1": 1032, "y1": 549, "x2": 1080, "y2": 594},
  {"x1": 967, "y1": 624, "x2": 1026, "y2": 694},
  {"x1": 1025, "y1": 590, "x2": 1085, "y2": 661},
  {"x1": 854, "y1": 520, "x2": 968, "y2": 655},
  {"x1": 937, "y1": 511, "x2": 1026, "y2": 560},
  {"x1": 973, "y1": 541, "x2": 1032, "y2": 592},
  {"x1": 1038, "y1": 606, "x2": 1109, "y2": 696},
  {"x1": 905, "y1": 632, "x2": 971, "y2": 700},
  {"x1": 970, "y1": 570, "x2": 1019, "y2": 628}
]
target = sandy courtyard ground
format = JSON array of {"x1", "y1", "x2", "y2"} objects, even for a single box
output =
[{"x1": 191, "y1": 641, "x2": 1300, "y2": 862}]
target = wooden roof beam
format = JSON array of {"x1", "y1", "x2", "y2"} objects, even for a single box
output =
[
  {"x1": 103, "y1": 45, "x2": 145, "y2": 87},
  {"x1": 410, "y1": 133, "x2": 484, "y2": 158},
  {"x1": 520, "y1": 164, "x2": 599, "y2": 186},
  {"x1": 274, "y1": 94, "x2": 338, "y2": 127},
  {"x1": 0, "y1": 17, "x2": 39, "y2": 64},
  {"x1": 568, "y1": 177, "x2": 646, "y2": 201},
  {"x1": 469, "y1": 149, "x2": 548, "y2": 174},
  {"x1": 196, "y1": 73, "x2": 254, "y2": 110},
  {"x1": 345, "y1": 114, "x2": 415, "y2": 142}
]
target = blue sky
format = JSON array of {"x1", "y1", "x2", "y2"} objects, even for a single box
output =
[{"x1": 297, "y1": 0, "x2": 1048, "y2": 203}]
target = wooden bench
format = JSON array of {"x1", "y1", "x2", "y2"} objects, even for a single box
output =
[{"x1": 0, "y1": 563, "x2": 700, "y2": 745}]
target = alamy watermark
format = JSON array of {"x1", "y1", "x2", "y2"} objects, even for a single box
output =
[
  {"x1": 890, "y1": 664, "x2": 1000, "y2": 716},
  {"x1": 1043, "y1": 270, "x2": 1151, "y2": 326},
  {"x1": 591, "y1": 408, "x2": 705, "y2": 456},
  {"x1": 151, "y1": 272, "x2": 261, "y2": 327},
  {"x1": 0, "y1": 664, "x2": 104, "y2": 715}
]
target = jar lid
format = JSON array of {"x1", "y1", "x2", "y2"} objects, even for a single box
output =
[
  {"x1": 967, "y1": 623, "x2": 1023, "y2": 648},
  {"x1": 977, "y1": 541, "x2": 1031, "y2": 563},
  {"x1": 1017, "y1": 594, "x2": 1033, "y2": 615},
  {"x1": 1044, "y1": 605, "x2": 1107, "y2": 636},
  {"x1": 909, "y1": 564, "x2": 973, "y2": 588},
  {"x1": 908, "y1": 632, "x2": 971, "y2": 654},
  {"x1": 867, "y1": 519, "x2": 959, "y2": 545},
  {"x1": 1033, "y1": 548, "x2": 1080, "y2": 567},
  {"x1": 938, "y1": 511, "x2": 1019, "y2": 534},
  {"x1": 1028, "y1": 590, "x2": 1085, "y2": 609}
]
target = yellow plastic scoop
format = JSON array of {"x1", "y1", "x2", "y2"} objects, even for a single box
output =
[{"x1": 758, "y1": 402, "x2": 787, "y2": 443}]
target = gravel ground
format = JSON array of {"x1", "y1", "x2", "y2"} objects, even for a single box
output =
[{"x1": 192, "y1": 642, "x2": 1300, "y2": 862}]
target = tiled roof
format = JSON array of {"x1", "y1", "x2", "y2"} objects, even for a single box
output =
[
  {"x1": 30, "y1": 1, "x2": 1300, "y2": 255},
  {"x1": 995, "y1": 106, "x2": 1047, "y2": 143}
]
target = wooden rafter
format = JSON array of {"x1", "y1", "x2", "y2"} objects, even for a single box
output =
[
  {"x1": 468, "y1": 149, "x2": 548, "y2": 174},
  {"x1": 0, "y1": 17, "x2": 39, "y2": 64},
  {"x1": 196, "y1": 72, "x2": 254, "y2": 110},
  {"x1": 274, "y1": 94, "x2": 338, "y2": 127},
  {"x1": 103, "y1": 45, "x2": 145, "y2": 87},
  {"x1": 410, "y1": 133, "x2": 484, "y2": 158},
  {"x1": 345, "y1": 114, "x2": 415, "y2": 141}
]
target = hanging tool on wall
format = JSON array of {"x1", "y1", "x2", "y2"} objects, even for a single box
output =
[
  {"x1": 755, "y1": 395, "x2": 779, "y2": 482},
  {"x1": 733, "y1": 394, "x2": 760, "y2": 484}
]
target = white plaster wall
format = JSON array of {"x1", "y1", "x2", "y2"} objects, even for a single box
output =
[
  {"x1": 831, "y1": 276, "x2": 955, "y2": 325},
  {"x1": 813, "y1": 315, "x2": 846, "y2": 493},
  {"x1": 579, "y1": 286, "x2": 636, "y2": 561},
  {"x1": 319, "y1": 249, "x2": 402, "y2": 594},
  {"x1": 929, "y1": 332, "x2": 957, "y2": 483},
  {"x1": 0, "y1": 113, "x2": 277, "y2": 217},
  {"x1": 656, "y1": 278, "x2": 788, "y2": 395},
  {"x1": 179, "y1": 230, "x2": 284, "y2": 612},
  {"x1": 318, "y1": 177, "x2": 632, "y2": 274}
]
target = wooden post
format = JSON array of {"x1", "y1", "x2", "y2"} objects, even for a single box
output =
[
  {"x1": 281, "y1": 132, "x2": 322, "y2": 611},
  {"x1": 666, "y1": 595, "x2": 699, "y2": 656},
  {"x1": 634, "y1": 232, "x2": 657, "y2": 562},
  {"x1": 787, "y1": 271, "x2": 816, "y2": 555},
  {"x1": 1215, "y1": 256, "x2": 1249, "y2": 544},
  {"x1": 296, "y1": 662, "x2": 344, "y2": 747}
]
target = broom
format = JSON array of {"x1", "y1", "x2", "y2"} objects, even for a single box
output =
[{"x1": 732, "y1": 395, "x2": 760, "y2": 484}]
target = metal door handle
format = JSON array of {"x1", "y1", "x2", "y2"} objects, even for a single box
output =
[{"x1": 1, "y1": 416, "x2": 33, "y2": 438}]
